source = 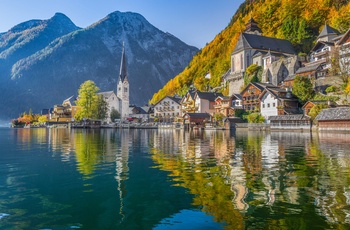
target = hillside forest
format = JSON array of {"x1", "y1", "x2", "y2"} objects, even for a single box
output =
[{"x1": 150, "y1": 0, "x2": 350, "y2": 104}]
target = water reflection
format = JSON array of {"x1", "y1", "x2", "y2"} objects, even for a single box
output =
[
  {"x1": 150, "y1": 130, "x2": 350, "y2": 229},
  {"x1": 3, "y1": 128, "x2": 350, "y2": 229}
]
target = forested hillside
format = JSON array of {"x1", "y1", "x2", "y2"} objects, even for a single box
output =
[{"x1": 150, "y1": 0, "x2": 350, "y2": 104}]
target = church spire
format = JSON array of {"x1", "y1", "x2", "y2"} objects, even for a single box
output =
[{"x1": 119, "y1": 43, "x2": 128, "y2": 83}]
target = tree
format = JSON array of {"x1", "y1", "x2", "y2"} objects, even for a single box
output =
[
  {"x1": 38, "y1": 115, "x2": 48, "y2": 124},
  {"x1": 308, "y1": 103, "x2": 329, "y2": 120},
  {"x1": 75, "y1": 80, "x2": 99, "y2": 120},
  {"x1": 244, "y1": 64, "x2": 262, "y2": 87},
  {"x1": 244, "y1": 112, "x2": 265, "y2": 123},
  {"x1": 110, "y1": 108, "x2": 121, "y2": 122},
  {"x1": 292, "y1": 75, "x2": 314, "y2": 103},
  {"x1": 95, "y1": 94, "x2": 108, "y2": 120}
]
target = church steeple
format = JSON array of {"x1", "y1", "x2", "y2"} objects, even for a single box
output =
[
  {"x1": 119, "y1": 43, "x2": 128, "y2": 83},
  {"x1": 117, "y1": 43, "x2": 130, "y2": 119},
  {"x1": 244, "y1": 17, "x2": 262, "y2": 35}
]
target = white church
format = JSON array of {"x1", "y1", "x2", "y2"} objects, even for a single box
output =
[{"x1": 98, "y1": 45, "x2": 130, "y2": 122}]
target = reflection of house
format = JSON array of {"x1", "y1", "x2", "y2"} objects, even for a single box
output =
[
  {"x1": 214, "y1": 94, "x2": 243, "y2": 117},
  {"x1": 153, "y1": 96, "x2": 181, "y2": 122},
  {"x1": 316, "y1": 107, "x2": 350, "y2": 132},
  {"x1": 259, "y1": 87, "x2": 300, "y2": 120}
]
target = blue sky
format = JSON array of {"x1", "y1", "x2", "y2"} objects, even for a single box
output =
[{"x1": 0, "y1": 0, "x2": 243, "y2": 48}]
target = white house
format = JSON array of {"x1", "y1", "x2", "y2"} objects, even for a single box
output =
[
  {"x1": 153, "y1": 96, "x2": 182, "y2": 122},
  {"x1": 259, "y1": 87, "x2": 299, "y2": 122},
  {"x1": 194, "y1": 92, "x2": 223, "y2": 115}
]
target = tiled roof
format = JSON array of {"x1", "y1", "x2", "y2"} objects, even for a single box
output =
[
  {"x1": 269, "y1": 114, "x2": 310, "y2": 121},
  {"x1": 233, "y1": 33, "x2": 296, "y2": 55},
  {"x1": 184, "y1": 113, "x2": 211, "y2": 118},
  {"x1": 196, "y1": 92, "x2": 223, "y2": 101},
  {"x1": 296, "y1": 63, "x2": 322, "y2": 74},
  {"x1": 316, "y1": 107, "x2": 350, "y2": 121}
]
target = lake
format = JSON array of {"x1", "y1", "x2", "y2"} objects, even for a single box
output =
[{"x1": 1, "y1": 127, "x2": 350, "y2": 229}]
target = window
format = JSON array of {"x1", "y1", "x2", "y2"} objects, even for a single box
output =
[
  {"x1": 273, "y1": 103, "x2": 276, "y2": 107},
  {"x1": 240, "y1": 54, "x2": 243, "y2": 70},
  {"x1": 232, "y1": 58, "x2": 235, "y2": 72},
  {"x1": 263, "y1": 104, "x2": 265, "y2": 108},
  {"x1": 124, "y1": 87, "x2": 128, "y2": 92},
  {"x1": 267, "y1": 103, "x2": 270, "y2": 108}
]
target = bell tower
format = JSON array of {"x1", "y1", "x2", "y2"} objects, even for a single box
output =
[{"x1": 117, "y1": 43, "x2": 129, "y2": 119}]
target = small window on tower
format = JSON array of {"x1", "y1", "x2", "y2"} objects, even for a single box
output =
[
  {"x1": 118, "y1": 87, "x2": 121, "y2": 91},
  {"x1": 124, "y1": 87, "x2": 127, "y2": 92}
]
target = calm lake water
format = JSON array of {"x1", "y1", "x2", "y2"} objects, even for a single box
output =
[{"x1": 1, "y1": 127, "x2": 350, "y2": 229}]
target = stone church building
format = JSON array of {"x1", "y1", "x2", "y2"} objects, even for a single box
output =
[{"x1": 225, "y1": 17, "x2": 301, "y2": 94}]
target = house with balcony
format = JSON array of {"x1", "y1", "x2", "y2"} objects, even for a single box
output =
[
  {"x1": 336, "y1": 28, "x2": 350, "y2": 74},
  {"x1": 308, "y1": 24, "x2": 340, "y2": 75},
  {"x1": 240, "y1": 82, "x2": 277, "y2": 112},
  {"x1": 214, "y1": 94, "x2": 243, "y2": 117},
  {"x1": 153, "y1": 95, "x2": 181, "y2": 122},
  {"x1": 180, "y1": 89, "x2": 197, "y2": 115},
  {"x1": 50, "y1": 96, "x2": 78, "y2": 122}
]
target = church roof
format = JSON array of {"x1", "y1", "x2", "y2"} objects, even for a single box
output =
[
  {"x1": 233, "y1": 33, "x2": 296, "y2": 55},
  {"x1": 318, "y1": 24, "x2": 340, "y2": 39},
  {"x1": 119, "y1": 44, "x2": 128, "y2": 82}
]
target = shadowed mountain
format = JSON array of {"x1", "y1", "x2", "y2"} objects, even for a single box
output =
[{"x1": 0, "y1": 11, "x2": 198, "y2": 119}]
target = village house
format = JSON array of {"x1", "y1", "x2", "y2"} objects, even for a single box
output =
[
  {"x1": 50, "y1": 96, "x2": 78, "y2": 122},
  {"x1": 214, "y1": 94, "x2": 243, "y2": 117},
  {"x1": 180, "y1": 89, "x2": 197, "y2": 115},
  {"x1": 194, "y1": 91, "x2": 223, "y2": 115},
  {"x1": 153, "y1": 95, "x2": 181, "y2": 122},
  {"x1": 269, "y1": 114, "x2": 311, "y2": 130},
  {"x1": 240, "y1": 82, "x2": 277, "y2": 112},
  {"x1": 301, "y1": 100, "x2": 336, "y2": 116},
  {"x1": 183, "y1": 113, "x2": 211, "y2": 130},
  {"x1": 316, "y1": 107, "x2": 350, "y2": 132},
  {"x1": 335, "y1": 28, "x2": 350, "y2": 74},
  {"x1": 129, "y1": 105, "x2": 150, "y2": 123},
  {"x1": 259, "y1": 87, "x2": 300, "y2": 121}
]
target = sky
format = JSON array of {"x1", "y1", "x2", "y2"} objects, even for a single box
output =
[{"x1": 0, "y1": 0, "x2": 243, "y2": 48}]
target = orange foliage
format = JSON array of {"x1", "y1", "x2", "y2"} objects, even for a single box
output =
[{"x1": 150, "y1": 0, "x2": 350, "y2": 105}]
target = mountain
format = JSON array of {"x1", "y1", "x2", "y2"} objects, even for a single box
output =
[
  {"x1": 150, "y1": 0, "x2": 350, "y2": 104},
  {"x1": 0, "y1": 11, "x2": 198, "y2": 119}
]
